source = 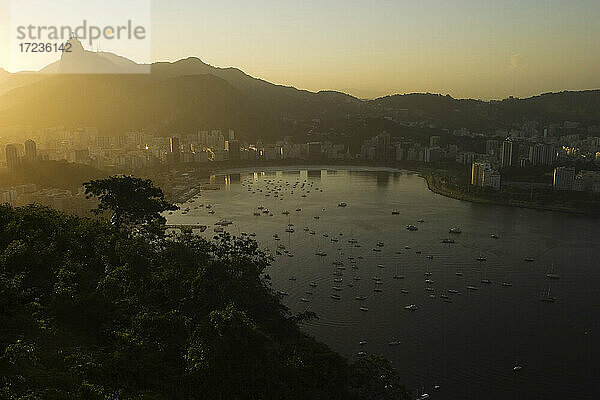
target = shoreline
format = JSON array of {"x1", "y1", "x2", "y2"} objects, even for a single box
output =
[
  {"x1": 422, "y1": 172, "x2": 600, "y2": 217},
  {"x1": 161, "y1": 161, "x2": 599, "y2": 217}
]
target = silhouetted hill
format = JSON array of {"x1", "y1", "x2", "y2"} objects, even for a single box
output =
[
  {"x1": 0, "y1": 40, "x2": 599, "y2": 139},
  {"x1": 369, "y1": 91, "x2": 600, "y2": 128},
  {"x1": 0, "y1": 72, "x2": 264, "y2": 134}
]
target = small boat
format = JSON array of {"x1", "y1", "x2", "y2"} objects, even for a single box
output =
[
  {"x1": 309, "y1": 282, "x2": 318, "y2": 287},
  {"x1": 388, "y1": 341, "x2": 401, "y2": 346},
  {"x1": 377, "y1": 264, "x2": 385, "y2": 268},
  {"x1": 477, "y1": 256, "x2": 487, "y2": 262},
  {"x1": 448, "y1": 289, "x2": 460, "y2": 294},
  {"x1": 289, "y1": 276, "x2": 296, "y2": 281},
  {"x1": 405, "y1": 304, "x2": 418, "y2": 311},
  {"x1": 481, "y1": 279, "x2": 492, "y2": 284},
  {"x1": 359, "y1": 307, "x2": 369, "y2": 312},
  {"x1": 400, "y1": 289, "x2": 409, "y2": 294},
  {"x1": 513, "y1": 365, "x2": 523, "y2": 372},
  {"x1": 332, "y1": 286, "x2": 343, "y2": 291},
  {"x1": 338, "y1": 202, "x2": 348, "y2": 207},
  {"x1": 406, "y1": 225, "x2": 418, "y2": 231},
  {"x1": 279, "y1": 290, "x2": 289, "y2": 296},
  {"x1": 455, "y1": 272, "x2": 463, "y2": 276},
  {"x1": 392, "y1": 210, "x2": 400, "y2": 215},
  {"x1": 540, "y1": 287, "x2": 556, "y2": 303},
  {"x1": 331, "y1": 294, "x2": 341, "y2": 300},
  {"x1": 357, "y1": 351, "x2": 367, "y2": 357},
  {"x1": 355, "y1": 296, "x2": 367, "y2": 301},
  {"x1": 353, "y1": 276, "x2": 362, "y2": 281},
  {"x1": 546, "y1": 265, "x2": 559, "y2": 279},
  {"x1": 315, "y1": 251, "x2": 327, "y2": 257},
  {"x1": 467, "y1": 285, "x2": 478, "y2": 291},
  {"x1": 333, "y1": 278, "x2": 343, "y2": 283},
  {"x1": 373, "y1": 288, "x2": 383, "y2": 293},
  {"x1": 281, "y1": 210, "x2": 290, "y2": 215},
  {"x1": 359, "y1": 340, "x2": 367, "y2": 346},
  {"x1": 524, "y1": 257, "x2": 535, "y2": 262},
  {"x1": 502, "y1": 282, "x2": 512, "y2": 287},
  {"x1": 449, "y1": 227, "x2": 462, "y2": 234},
  {"x1": 393, "y1": 275, "x2": 405, "y2": 280},
  {"x1": 285, "y1": 228, "x2": 295, "y2": 233},
  {"x1": 377, "y1": 242, "x2": 384, "y2": 247},
  {"x1": 491, "y1": 234, "x2": 499, "y2": 239},
  {"x1": 300, "y1": 298, "x2": 310, "y2": 302}
]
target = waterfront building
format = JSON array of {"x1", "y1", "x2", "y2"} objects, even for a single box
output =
[
  {"x1": 528, "y1": 143, "x2": 556, "y2": 166},
  {"x1": 553, "y1": 166, "x2": 576, "y2": 191},
  {"x1": 501, "y1": 138, "x2": 519, "y2": 167}
]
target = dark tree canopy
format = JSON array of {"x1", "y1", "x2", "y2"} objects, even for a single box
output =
[
  {"x1": 84, "y1": 175, "x2": 178, "y2": 229},
  {"x1": 0, "y1": 202, "x2": 409, "y2": 399}
]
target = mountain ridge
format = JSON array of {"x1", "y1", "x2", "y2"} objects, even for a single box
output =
[{"x1": 1, "y1": 39, "x2": 599, "y2": 139}]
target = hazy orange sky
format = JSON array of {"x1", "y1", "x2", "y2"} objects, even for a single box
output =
[{"x1": 1, "y1": 0, "x2": 599, "y2": 100}]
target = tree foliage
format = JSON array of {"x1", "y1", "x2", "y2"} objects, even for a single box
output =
[
  {"x1": 84, "y1": 175, "x2": 178, "y2": 229},
  {"x1": 0, "y1": 202, "x2": 409, "y2": 399}
]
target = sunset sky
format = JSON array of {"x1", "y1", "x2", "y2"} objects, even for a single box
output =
[{"x1": 1, "y1": 0, "x2": 599, "y2": 100}]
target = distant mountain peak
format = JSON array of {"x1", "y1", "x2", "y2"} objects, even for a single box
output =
[{"x1": 65, "y1": 36, "x2": 85, "y2": 53}]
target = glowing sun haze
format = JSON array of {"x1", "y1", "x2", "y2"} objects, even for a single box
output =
[{"x1": 1, "y1": 0, "x2": 599, "y2": 100}]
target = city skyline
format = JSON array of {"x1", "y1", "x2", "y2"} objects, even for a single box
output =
[{"x1": 1, "y1": 0, "x2": 600, "y2": 100}]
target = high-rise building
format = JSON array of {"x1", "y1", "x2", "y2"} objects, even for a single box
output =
[
  {"x1": 169, "y1": 137, "x2": 181, "y2": 163},
  {"x1": 24, "y1": 140, "x2": 37, "y2": 162},
  {"x1": 471, "y1": 162, "x2": 486, "y2": 187},
  {"x1": 485, "y1": 139, "x2": 499, "y2": 155},
  {"x1": 553, "y1": 166, "x2": 575, "y2": 191},
  {"x1": 424, "y1": 147, "x2": 441, "y2": 163},
  {"x1": 501, "y1": 138, "x2": 519, "y2": 167},
  {"x1": 471, "y1": 162, "x2": 501, "y2": 190},
  {"x1": 5, "y1": 144, "x2": 18, "y2": 171},
  {"x1": 528, "y1": 143, "x2": 556, "y2": 166},
  {"x1": 375, "y1": 132, "x2": 392, "y2": 161},
  {"x1": 225, "y1": 140, "x2": 240, "y2": 161}
]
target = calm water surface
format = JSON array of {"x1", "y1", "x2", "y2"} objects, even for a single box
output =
[{"x1": 167, "y1": 167, "x2": 599, "y2": 400}]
